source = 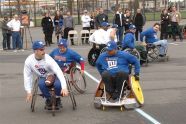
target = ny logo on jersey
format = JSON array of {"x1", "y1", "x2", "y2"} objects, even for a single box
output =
[
  {"x1": 107, "y1": 60, "x2": 117, "y2": 69},
  {"x1": 37, "y1": 68, "x2": 47, "y2": 75}
]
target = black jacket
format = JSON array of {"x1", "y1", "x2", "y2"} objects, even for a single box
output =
[
  {"x1": 1, "y1": 20, "x2": 11, "y2": 34},
  {"x1": 41, "y1": 16, "x2": 54, "y2": 33},
  {"x1": 161, "y1": 13, "x2": 170, "y2": 25},
  {"x1": 95, "y1": 13, "x2": 108, "y2": 27},
  {"x1": 133, "y1": 13, "x2": 144, "y2": 27},
  {"x1": 113, "y1": 13, "x2": 125, "y2": 27}
]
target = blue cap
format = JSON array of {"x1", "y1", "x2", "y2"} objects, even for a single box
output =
[
  {"x1": 32, "y1": 41, "x2": 45, "y2": 50},
  {"x1": 129, "y1": 24, "x2": 136, "y2": 30},
  {"x1": 101, "y1": 22, "x2": 110, "y2": 27},
  {"x1": 58, "y1": 38, "x2": 68, "y2": 48},
  {"x1": 112, "y1": 24, "x2": 118, "y2": 28},
  {"x1": 106, "y1": 41, "x2": 117, "y2": 51}
]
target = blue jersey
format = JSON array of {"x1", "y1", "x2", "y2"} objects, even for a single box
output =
[
  {"x1": 50, "y1": 48, "x2": 84, "y2": 68},
  {"x1": 96, "y1": 50, "x2": 140, "y2": 76},
  {"x1": 140, "y1": 27, "x2": 158, "y2": 43},
  {"x1": 122, "y1": 32, "x2": 135, "y2": 49}
]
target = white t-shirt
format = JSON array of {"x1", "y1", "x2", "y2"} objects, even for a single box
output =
[
  {"x1": 81, "y1": 15, "x2": 91, "y2": 28},
  {"x1": 89, "y1": 28, "x2": 110, "y2": 44},
  {"x1": 23, "y1": 54, "x2": 67, "y2": 93},
  {"x1": 107, "y1": 28, "x2": 118, "y2": 42},
  {"x1": 7, "y1": 19, "x2": 21, "y2": 32}
]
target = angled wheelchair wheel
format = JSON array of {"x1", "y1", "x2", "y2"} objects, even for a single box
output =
[
  {"x1": 124, "y1": 48, "x2": 140, "y2": 60},
  {"x1": 147, "y1": 44, "x2": 159, "y2": 62},
  {"x1": 31, "y1": 78, "x2": 39, "y2": 112},
  {"x1": 65, "y1": 76, "x2": 77, "y2": 110},
  {"x1": 88, "y1": 48, "x2": 100, "y2": 66},
  {"x1": 130, "y1": 76, "x2": 144, "y2": 106},
  {"x1": 70, "y1": 67, "x2": 87, "y2": 94}
]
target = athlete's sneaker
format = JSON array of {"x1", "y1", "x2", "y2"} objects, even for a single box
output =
[{"x1": 56, "y1": 97, "x2": 62, "y2": 109}]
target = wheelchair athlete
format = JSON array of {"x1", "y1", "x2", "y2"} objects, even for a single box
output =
[
  {"x1": 122, "y1": 24, "x2": 147, "y2": 65},
  {"x1": 50, "y1": 38, "x2": 85, "y2": 74},
  {"x1": 96, "y1": 41, "x2": 140, "y2": 101},
  {"x1": 140, "y1": 23, "x2": 168, "y2": 57},
  {"x1": 23, "y1": 41, "x2": 68, "y2": 109}
]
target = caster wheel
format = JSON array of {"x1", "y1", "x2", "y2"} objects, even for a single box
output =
[
  {"x1": 120, "y1": 106, "x2": 124, "y2": 112},
  {"x1": 102, "y1": 106, "x2": 105, "y2": 111}
]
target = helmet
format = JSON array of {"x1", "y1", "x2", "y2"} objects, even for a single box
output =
[{"x1": 32, "y1": 41, "x2": 45, "y2": 50}]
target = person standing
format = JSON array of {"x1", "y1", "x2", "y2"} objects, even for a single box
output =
[
  {"x1": 41, "y1": 12, "x2": 54, "y2": 46},
  {"x1": 63, "y1": 11, "x2": 75, "y2": 45},
  {"x1": 133, "y1": 8, "x2": 145, "y2": 41},
  {"x1": 90, "y1": 11, "x2": 96, "y2": 29},
  {"x1": 113, "y1": 7, "x2": 125, "y2": 44},
  {"x1": 95, "y1": 8, "x2": 108, "y2": 29},
  {"x1": 1, "y1": 16, "x2": 11, "y2": 50},
  {"x1": 7, "y1": 14, "x2": 23, "y2": 52},
  {"x1": 123, "y1": 9, "x2": 133, "y2": 32},
  {"x1": 160, "y1": 9, "x2": 170, "y2": 40},
  {"x1": 81, "y1": 10, "x2": 91, "y2": 44},
  {"x1": 170, "y1": 5, "x2": 182, "y2": 41},
  {"x1": 53, "y1": 10, "x2": 64, "y2": 42}
]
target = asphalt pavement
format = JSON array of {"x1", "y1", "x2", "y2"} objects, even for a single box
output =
[{"x1": 0, "y1": 21, "x2": 186, "y2": 124}]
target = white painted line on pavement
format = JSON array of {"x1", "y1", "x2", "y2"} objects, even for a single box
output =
[
  {"x1": 169, "y1": 43, "x2": 179, "y2": 45},
  {"x1": 84, "y1": 70, "x2": 161, "y2": 124}
]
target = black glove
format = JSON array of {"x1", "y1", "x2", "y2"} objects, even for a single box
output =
[{"x1": 134, "y1": 74, "x2": 139, "y2": 81}]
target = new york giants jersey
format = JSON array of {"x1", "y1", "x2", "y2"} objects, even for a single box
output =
[{"x1": 24, "y1": 54, "x2": 67, "y2": 93}]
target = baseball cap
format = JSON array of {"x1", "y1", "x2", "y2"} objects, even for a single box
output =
[
  {"x1": 106, "y1": 41, "x2": 117, "y2": 51},
  {"x1": 101, "y1": 22, "x2": 110, "y2": 27},
  {"x1": 129, "y1": 24, "x2": 136, "y2": 30},
  {"x1": 32, "y1": 41, "x2": 45, "y2": 50},
  {"x1": 112, "y1": 24, "x2": 118, "y2": 28},
  {"x1": 58, "y1": 38, "x2": 68, "y2": 48}
]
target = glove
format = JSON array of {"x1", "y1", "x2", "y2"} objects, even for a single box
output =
[{"x1": 134, "y1": 74, "x2": 139, "y2": 81}]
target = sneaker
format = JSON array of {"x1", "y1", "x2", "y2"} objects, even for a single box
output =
[
  {"x1": 45, "y1": 98, "x2": 52, "y2": 110},
  {"x1": 159, "y1": 54, "x2": 166, "y2": 57},
  {"x1": 56, "y1": 97, "x2": 62, "y2": 108}
]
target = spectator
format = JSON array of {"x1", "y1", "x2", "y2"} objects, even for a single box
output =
[
  {"x1": 124, "y1": 9, "x2": 133, "y2": 32},
  {"x1": 133, "y1": 8, "x2": 145, "y2": 41},
  {"x1": 160, "y1": 8, "x2": 170, "y2": 40},
  {"x1": 41, "y1": 12, "x2": 54, "y2": 46},
  {"x1": 95, "y1": 8, "x2": 108, "y2": 29},
  {"x1": 7, "y1": 14, "x2": 23, "y2": 52},
  {"x1": 1, "y1": 16, "x2": 11, "y2": 50},
  {"x1": 113, "y1": 7, "x2": 125, "y2": 44},
  {"x1": 170, "y1": 5, "x2": 182, "y2": 41},
  {"x1": 90, "y1": 11, "x2": 96, "y2": 29},
  {"x1": 53, "y1": 10, "x2": 64, "y2": 42},
  {"x1": 63, "y1": 11, "x2": 75, "y2": 45},
  {"x1": 81, "y1": 10, "x2": 91, "y2": 44}
]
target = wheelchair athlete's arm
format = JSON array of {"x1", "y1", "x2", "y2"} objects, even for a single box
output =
[
  {"x1": 23, "y1": 60, "x2": 34, "y2": 102},
  {"x1": 47, "y1": 55, "x2": 68, "y2": 96},
  {"x1": 126, "y1": 53, "x2": 140, "y2": 78}
]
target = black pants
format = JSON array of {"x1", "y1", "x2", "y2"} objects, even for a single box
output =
[
  {"x1": 135, "y1": 26, "x2": 142, "y2": 41},
  {"x1": 63, "y1": 27, "x2": 74, "y2": 45},
  {"x1": 101, "y1": 71, "x2": 128, "y2": 99},
  {"x1": 160, "y1": 23, "x2": 168, "y2": 40},
  {"x1": 2, "y1": 33, "x2": 11, "y2": 50},
  {"x1": 171, "y1": 22, "x2": 183, "y2": 41},
  {"x1": 44, "y1": 32, "x2": 53, "y2": 46},
  {"x1": 82, "y1": 27, "x2": 90, "y2": 44}
]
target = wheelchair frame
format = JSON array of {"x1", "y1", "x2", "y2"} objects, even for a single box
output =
[
  {"x1": 30, "y1": 76, "x2": 77, "y2": 116},
  {"x1": 94, "y1": 76, "x2": 144, "y2": 111}
]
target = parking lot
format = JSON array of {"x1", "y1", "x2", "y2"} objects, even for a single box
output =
[{"x1": 0, "y1": 21, "x2": 186, "y2": 124}]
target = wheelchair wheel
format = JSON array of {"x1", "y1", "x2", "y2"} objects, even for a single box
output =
[
  {"x1": 50, "y1": 87, "x2": 56, "y2": 116},
  {"x1": 100, "y1": 47, "x2": 107, "y2": 53},
  {"x1": 88, "y1": 48, "x2": 100, "y2": 66},
  {"x1": 65, "y1": 76, "x2": 77, "y2": 110},
  {"x1": 124, "y1": 48, "x2": 140, "y2": 60},
  {"x1": 70, "y1": 67, "x2": 87, "y2": 94},
  {"x1": 31, "y1": 78, "x2": 39, "y2": 112},
  {"x1": 147, "y1": 44, "x2": 159, "y2": 62},
  {"x1": 130, "y1": 76, "x2": 144, "y2": 106}
]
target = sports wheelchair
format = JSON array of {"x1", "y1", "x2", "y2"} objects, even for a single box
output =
[
  {"x1": 94, "y1": 75, "x2": 144, "y2": 111},
  {"x1": 30, "y1": 76, "x2": 77, "y2": 116},
  {"x1": 88, "y1": 43, "x2": 122, "y2": 66},
  {"x1": 146, "y1": 43, "x2": 169, "y2": 62},
  {"x1": 62, "y1": 62, "x2": 87, "y2": 94}
]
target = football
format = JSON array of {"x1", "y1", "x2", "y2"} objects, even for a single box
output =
[{"x1": 45, "y1": 74, "x2": 55, "y2": 86}]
